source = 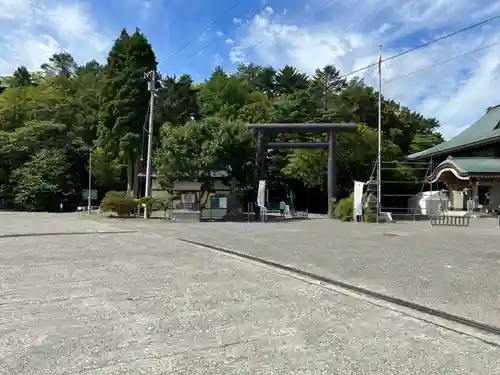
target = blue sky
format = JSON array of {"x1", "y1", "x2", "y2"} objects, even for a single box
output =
[{"x1": 1, "y1": 0, "x2": 500, "y2": 138}]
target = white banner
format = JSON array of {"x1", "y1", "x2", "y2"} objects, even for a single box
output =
[
  {"x1": 257, "y1": 180, "x2": 266, "y2": 208},
  {"x1": 353, "y1": 181, "x2": 365, "y2": 219}
]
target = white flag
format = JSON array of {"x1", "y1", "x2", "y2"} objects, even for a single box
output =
[
  {"x1": 353, "y1": 181, "x2": 365, "y2": 218},
  {"x1": 257, "y1": 180, "x2": 266, "y2": 208}
]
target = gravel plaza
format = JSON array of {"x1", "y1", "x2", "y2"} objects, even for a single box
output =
[{"x1": 1, "y1": 212, "x2": 500, "y2": 374}]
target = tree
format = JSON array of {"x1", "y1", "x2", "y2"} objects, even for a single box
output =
[
  {"x1": 10, "y1": 149, "x2": 74, "y2": 211},
  {"x1": 4, "y1": 121, "x2": 87, "y2": 210},
  {"x1": 236, "y1": 63, "x2": 276, "y2": 95},
  {"x1": 41, "y1": 52, "x2": 77, "y2": 77},
  {"x1": 76, "y1": 60, "x2": 104, "y2": 76},
  {"x1": 154, "y1": 118, "x2": 255, "y2": 208},
  {"x1": 157, "y1": 74, "x2": 200, "y2": 126},
  {"x1": 71, "y1": 63, "x2": 103, "y2": 145},
  {"x1": 97, "y1": 28, "x2": 158, "y2": 194},
  {"x1": 275, "y1": 65, "x2": 309, "y2": 95},
  {"x1": 11, "y1": 66, "x2": 33, "y2": 87},
  {"x1": 0, "y1": 86, "x2": 31, "y2": 130},
  {"x1": 198, "y1": 66, "x2": 250, "y2": 119},
  {"x1": 309, "y1": 65, "x2": 347, "y2": 110}
]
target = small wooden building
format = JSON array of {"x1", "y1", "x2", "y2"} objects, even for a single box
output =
[{"x1": 141, "y1": 169, "x2": 232, "y2": 220}]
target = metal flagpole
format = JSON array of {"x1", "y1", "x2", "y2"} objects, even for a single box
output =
[
  {"x1": 377, "y1": 45, "x2": 382, "y2": 224},
  {"x1": 145, "y1": 70, "x2": 156, "y2": 198}
]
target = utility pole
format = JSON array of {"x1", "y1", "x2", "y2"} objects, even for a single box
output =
[{"x1": 144, "y1": 70, "x2": 156, "y2": 198}]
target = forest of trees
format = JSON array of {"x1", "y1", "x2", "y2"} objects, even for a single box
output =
[{"x1": 0, "y1": 27, "x2": 444, "y2": 213}]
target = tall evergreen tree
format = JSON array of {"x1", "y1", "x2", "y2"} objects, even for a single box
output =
[
  {"x1": 97, "y1": 28, "x2": 157, "y2": 194},
  {"x1": 275, "y1": 65, "x2": 309, "y2": 95},
  {"x1": 11, "y1": 66, "x2": 33, "y2": 87},
  {"x1": 310, "y1": 65, "x2": 347, "y2": 111}
]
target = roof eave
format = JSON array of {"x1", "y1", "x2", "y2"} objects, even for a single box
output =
[{"x1": 407, "y1": 135, "x2": 500, "y2": 160}]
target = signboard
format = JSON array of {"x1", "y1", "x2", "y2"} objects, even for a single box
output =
[
  {"x1": 181, "y1": 193, "x2": 196, "y2": 204},
  {"x1": 218, "y1": 197, "x2": 227, "y2": 209},
  {"x1": 82, "y1": 189, "x2": 98, "y2": 200}
]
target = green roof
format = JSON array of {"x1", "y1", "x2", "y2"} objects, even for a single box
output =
[
  {"x1": 435, "y1": 157, "x2": 500, "y2": 175},
  {"x1": 408, "y1": 105, "x2": 500, "y2": 160}
]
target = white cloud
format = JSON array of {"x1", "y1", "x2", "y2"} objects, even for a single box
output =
[
  {"x1": 225, "y1": 38, "x2": 234, "y2": 45},
  {"x1": 216, "y1": 31, "x2": 224, "y2": 37},
  {"x1": 0, "y1": 0, "x2": 111, "y2": 76},
  {"x1": 213, "y1": 53, "x2": 223, "y2": 67},
  {"x1": 378, "y1": 23, "x2": 392, "y2": 33},
  {"x1": 229, "y1": 1, "x2": 500, "y2": 139},
  {"x1": 123, "y1": 0, "x2": 163, "y2": 19}
]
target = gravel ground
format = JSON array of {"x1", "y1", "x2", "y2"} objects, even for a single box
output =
[
  {"x1": 112, "y1": 215, "x2": 500, "y2": 328},
  {"x1": 0, "y1": 213, "x2": 499, "y2": 374}
]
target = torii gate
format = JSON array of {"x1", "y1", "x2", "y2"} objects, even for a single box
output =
[{"x1": 248, "y1": 123, "x2": 357, "y2": 218}]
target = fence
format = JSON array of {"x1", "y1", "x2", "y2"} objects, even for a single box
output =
[
  {"x1": 429, "y1": 214, "x2": 471, "y2": 227},
  {"x1": 246, "y1": 202, "x2": 308, "y2": 222}
]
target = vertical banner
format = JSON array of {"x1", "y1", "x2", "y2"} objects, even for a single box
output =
[
  {"x1": 257, "y1": 180, "x2": 266, "y2": 208},
  {"x1": 353, "y1": 181, "x2": 365, "y2": 221}
]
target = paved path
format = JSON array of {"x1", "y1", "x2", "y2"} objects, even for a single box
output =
[
  {"x1": 0, "y1": 213, "x2": 499, "y2": 374},
  {"x1": 119, "y1": 217, "x2": 500, "y2": 328}
]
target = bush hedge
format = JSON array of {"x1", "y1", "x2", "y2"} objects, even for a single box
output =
[
  {"x1": 137, "y1": 196, "x2": 168, "y2": 212},
  {"x1": 334, "y1": 192, "x2": 374, "y2": 222},
  {"x1": 334, "y1": 193, "x2": 354, "y2": 221},
  {"x1": 99, "y1": 190, "x2": 137, "y2": 217}
]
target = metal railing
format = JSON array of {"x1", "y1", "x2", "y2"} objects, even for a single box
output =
[{"x1": 429, "y1": 214, "x2": 470, "y2": 227}]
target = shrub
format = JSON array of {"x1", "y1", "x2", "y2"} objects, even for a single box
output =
[
  {"x1": 137, "y1": 196, "x2": 168, "y2": 212},
  {"x1": 334, "y1": 193, "x2": 354, "y2": 221},
  {"x1": 136, "y1": 196, "x2": 169, "y2": 217},
  {"x1": 334, "y1": 193, "x2": 376, "y2": 222},
  {"x1": 99, "y1": 191, "x2": 137, "y2": 217}
]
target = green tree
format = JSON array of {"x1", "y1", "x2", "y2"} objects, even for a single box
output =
[
  {"x1": 154, "y1": 118, "x2": 255, "y2": 208},
  {"x1": 236, "y1": 63, "x2": 276, "y2": 95},
  {"x1": 97, "y1": 28, "x2": 158, "y2": 194},
  {"x1": 275, "y1": 65, "x2": 309, "y2": 95},
  {"x1": 309, "y1": 65, "x2": 347, "y2": 111},
  {"x1": 75, "y1": 60, "x2": 104, "y2": 76},
  {"x1": 157, "y1": 74, "x2": 200, "y2": 126},
  {"x1": 198, "y1": 67, "x2": 250, "y2": 119},
  {"x1": 4, "y1": 121, "x2": 87, "y2": 210},
  {"x1": 11, "y1": 66, "x2": 33, "y2": 87},
  {"x1": 10, "y1": 149, "x2": 74, "y2": 211},
  {"x1": 41, "y1": 52, "x2": 77, "y2": 77},
  {"x1": 71, "y1": 64, "x2": 103, "y2": 145}
]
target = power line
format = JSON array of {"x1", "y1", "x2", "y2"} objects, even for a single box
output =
[
  {"x1": 162, "y1": 0, "x2": 245, "y2": 65},
  {"x1": 185, "y1": 0, "x2": 337, "y2": 60},
  {"x1": 342, "y1": 14, "x2": 500, "y2": 78},
  {"x1": 183, "y1": 0, "x2": 280, "y2": 60},
  {"x1": 249, "y1": 0, "x2": 337, "y2": 51},
  {"x1": 385, "y1": 40, "x2": 500, "y2": 84}
]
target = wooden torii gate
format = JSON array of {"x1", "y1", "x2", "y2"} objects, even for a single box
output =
[{"x1": 248, "y1": 123, "x2": 357, "y2": 218}]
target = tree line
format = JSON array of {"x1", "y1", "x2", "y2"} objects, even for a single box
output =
[{"x1": 0, "y1": 27, "x2": 443, "y2": 212}]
